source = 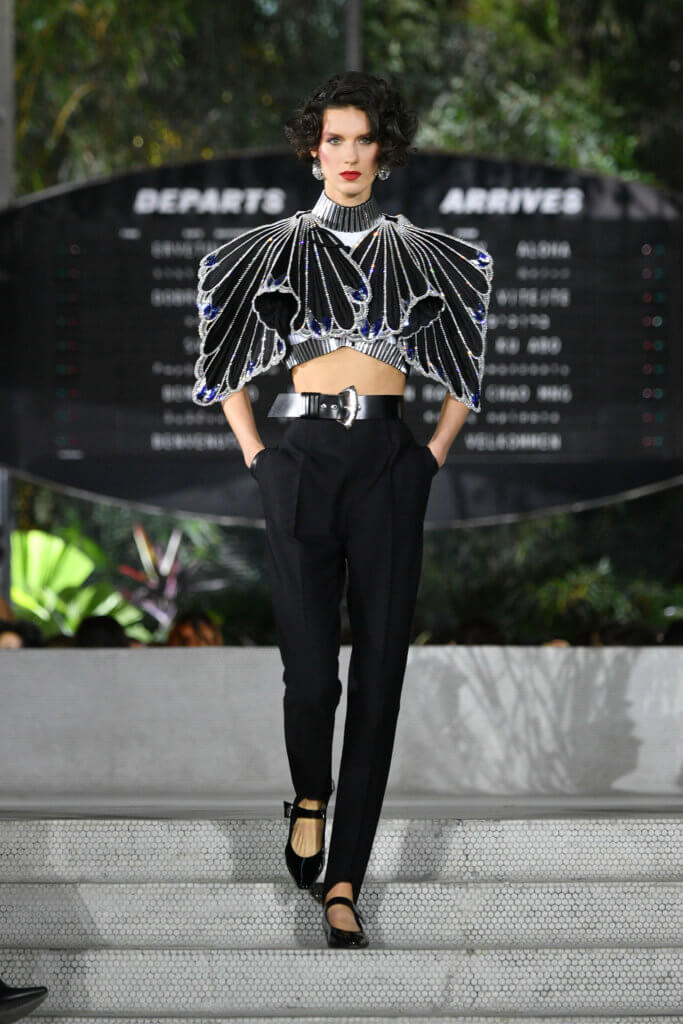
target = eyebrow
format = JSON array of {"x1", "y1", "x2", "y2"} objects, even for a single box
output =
[{"x1": 324, "y1": 130, "x2": 372, "y2": 136}]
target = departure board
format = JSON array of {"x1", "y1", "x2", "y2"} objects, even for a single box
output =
[{"x1": 1, "y1": 150, "x2": 680, "y2": 523}]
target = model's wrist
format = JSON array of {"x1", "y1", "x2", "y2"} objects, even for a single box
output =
[
  {"x1": 427, "y1": 440, "x2": 448, "y2": 467},
  {"x1": 244, "y1": 443, "x2": 266, "y2": 468}
]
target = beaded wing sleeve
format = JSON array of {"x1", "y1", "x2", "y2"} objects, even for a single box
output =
[
  {"x1": 349, "y1": 215, "x2": 494, "y2": 411},
  {"x1": 193, "y1": 215, "x2": 299, "y2": 404},
  {"x1": 193, "y1": 213, "x2": 370, "y2": 405}
]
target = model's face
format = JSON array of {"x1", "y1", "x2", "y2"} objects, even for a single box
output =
[{"x1": 310, "y1": 106, "x2": 381, "y2": 206}]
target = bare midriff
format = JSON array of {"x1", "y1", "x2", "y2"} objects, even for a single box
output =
[{"x1": 290, "y1": 347, "x2": 406, "y2": 397}]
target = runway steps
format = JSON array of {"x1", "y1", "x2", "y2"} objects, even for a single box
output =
[{"x1": 1, "y1": 815, "x2": 681, "y2": 1019}]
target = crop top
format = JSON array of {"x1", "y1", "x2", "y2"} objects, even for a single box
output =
[
  {"x1": 193, "y1": 189, "x2": 494, "y2": 411},
  {"x1": 283, "y1": 223, "x2": 410, "y2": 377}
]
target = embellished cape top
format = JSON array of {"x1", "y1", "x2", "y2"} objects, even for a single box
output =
[{"x1": 193, "y1": 206, "x2": 494, "y2": 411}]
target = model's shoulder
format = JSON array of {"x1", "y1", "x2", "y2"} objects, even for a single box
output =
[
  {"x1": 199, "y1": 212, "x2": 302, "y2": 274},
  {"x1": 387, "y1": 213, "x2": 493, "y2": 264},
  {"x1": 236, "y1": 210, "x2": 302, "y2": 237},
  {"x1": 380, "y1": 212, "x2": 453, "y2": 238},
  {"x1": 384, "y1": 212, "x2": 451, "y2": 236}
]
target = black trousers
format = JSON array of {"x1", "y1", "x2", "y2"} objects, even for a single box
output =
[{"x1": 251, "y1": 407, "x2": 439, "y2": 903}]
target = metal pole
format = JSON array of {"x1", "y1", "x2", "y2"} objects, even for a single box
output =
[
  {"x1": 0, "y1": 0, "x2": 14, "y2": 206},
  {"x1": 345, "y1": 0, "x2": 363, "y2": 71},
  {"x1": 0, "y1": 0, "x2": 14, "y2": 605}
]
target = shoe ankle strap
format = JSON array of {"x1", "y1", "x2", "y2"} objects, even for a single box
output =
[
  {"x1": 294, "y1": 804, "x2": 326, "y2": 818},
  {"x1": 324, "y1": 895, "x2": 354, "y2": 910},
  {"x1": 283, "y1": 800, "x2": 326, "y2": 819}
]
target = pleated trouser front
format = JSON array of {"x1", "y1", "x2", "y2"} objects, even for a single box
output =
[{"x1": 252, "y1": 411, "x2": 438, "y2": 903}]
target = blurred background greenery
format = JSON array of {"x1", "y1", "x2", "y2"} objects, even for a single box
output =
[
  {"x1": 14, "y1": 0, "x2": 682, "y2": 194},
  {"x1": 10, "y1": 0, "x2": 683, "y2": 644}
]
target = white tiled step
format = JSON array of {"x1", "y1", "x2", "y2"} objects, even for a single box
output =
[
  {"x1": 4, "y1": 948, "x2": 682, "y2": 1015},
  {"x1": 2, "y1": 880, "x2": 681, "y2": 948},
  {"x1": 1, "y1": 817, "x2": 680, "y2": 882},
  {"x1": 30, "y1": 1018, "x2": 683, "y2": 1024}
]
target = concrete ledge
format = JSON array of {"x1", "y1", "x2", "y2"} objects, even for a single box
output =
[{"x1": 1, "y1": 646, "x2": 681, "y2": 814}]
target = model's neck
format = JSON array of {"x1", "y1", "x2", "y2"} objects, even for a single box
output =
[
  {"x1": 321, "y1": 182, "x2": 373, "y2": 206},
  {"x1": 311, "y1": 187, "x2": 383, "y2": 232}
]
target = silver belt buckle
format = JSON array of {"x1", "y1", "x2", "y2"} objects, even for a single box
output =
[{"x1": 336, "y1": 384, "x2": 359, "y2": 429}]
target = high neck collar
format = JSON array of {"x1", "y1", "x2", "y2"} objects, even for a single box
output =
[{"x1": 311, "y1": 187, "x2": 383, "y2": 232}]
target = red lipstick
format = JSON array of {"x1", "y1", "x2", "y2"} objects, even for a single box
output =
[{"x1": 340, "y1": 171, "x2": 361, "y2": 180}]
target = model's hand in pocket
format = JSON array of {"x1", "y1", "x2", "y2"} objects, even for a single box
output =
[
  {"x1": 425, "y1": 443, "x2": 442, "y2": 472},
  {"x1": 247, "y1": 445, "x2": 268, "y2": 476}
]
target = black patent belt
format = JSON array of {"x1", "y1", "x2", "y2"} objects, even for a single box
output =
[{"x1": 267, "y1": 385, "x2": 403, "y2": 429}]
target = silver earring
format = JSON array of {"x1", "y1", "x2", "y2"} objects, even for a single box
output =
[
  {"x1": 376, "y1": 164, "x2": 391, "y2": 181},
  {"x1": 311, "y1": 157, "x2": 324, "y2": 180}
]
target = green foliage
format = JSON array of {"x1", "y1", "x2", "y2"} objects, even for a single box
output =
[
  {"x1": 415, "y1": 484, "x2": 683, "y2": 644},
  {"x1": 13, "y1": 476, "x2": 683, "y2": 645},
  {"x1": 14, "y1": 0, "x2": 347, "y2": 194},
  {"x1": 13, "y1": 0, "x2": 681, "y2": 196},
  {"x1": 10, "y1": 527, "x2": 149, "y2": 641},
  {"x1": 14, "y1": 480, "x2": 276, "y2": 644}
]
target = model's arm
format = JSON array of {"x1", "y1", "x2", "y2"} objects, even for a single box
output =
[
  {"x1": 427, "y1": 394, "x2": 470, "y2": 468},
  {"x1": 221, "y1": 388, "x2": 266, "y2": 469}
]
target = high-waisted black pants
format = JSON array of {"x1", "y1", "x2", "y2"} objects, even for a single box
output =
[{"x1": 251, "y1": 407, "x2": 439, "y2": 903}]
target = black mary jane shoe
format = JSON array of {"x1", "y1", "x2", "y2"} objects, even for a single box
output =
[
  {"x1": 0, "y1": 978, "x2": 49, "y2": 1024},
  {"x1": 283, "y1": 784, "x2": 334, "y2": 889},
  {"x1": 322, "y1": 894, "x2": 369, "y2": 948}
]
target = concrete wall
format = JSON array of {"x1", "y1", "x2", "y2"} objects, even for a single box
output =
[{"x1": 1, "y1": 646, "x2": 681, "y2": 815}]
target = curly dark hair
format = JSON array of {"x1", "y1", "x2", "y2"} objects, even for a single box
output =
[{"x1": 284, "y1": 70, "x2": 419, "y2": 170}]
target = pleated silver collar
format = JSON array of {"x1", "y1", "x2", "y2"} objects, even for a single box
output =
[{"x1": 310, "y1": 187, "x2": 383, "y2": 232}]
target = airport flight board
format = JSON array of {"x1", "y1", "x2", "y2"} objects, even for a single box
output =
[{"x1": 1, "y1": 150, "x2": 680, "y2": 522}]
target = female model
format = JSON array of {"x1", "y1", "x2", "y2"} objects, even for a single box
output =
[{"x1": 193, "y1": 71, "x2": 493, "y2": 948}]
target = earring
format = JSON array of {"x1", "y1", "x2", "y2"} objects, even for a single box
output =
[
  {"x1": 311, "y1": 157, "x2": 324, "y2": 180},
  {"x1": 376, "y1": 164, "x2": 391, "y2": 181}
]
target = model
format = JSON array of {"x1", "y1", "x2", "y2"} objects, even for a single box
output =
[{"x1": 193, "y1": 70, "x2": 493, "y2": 948}]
